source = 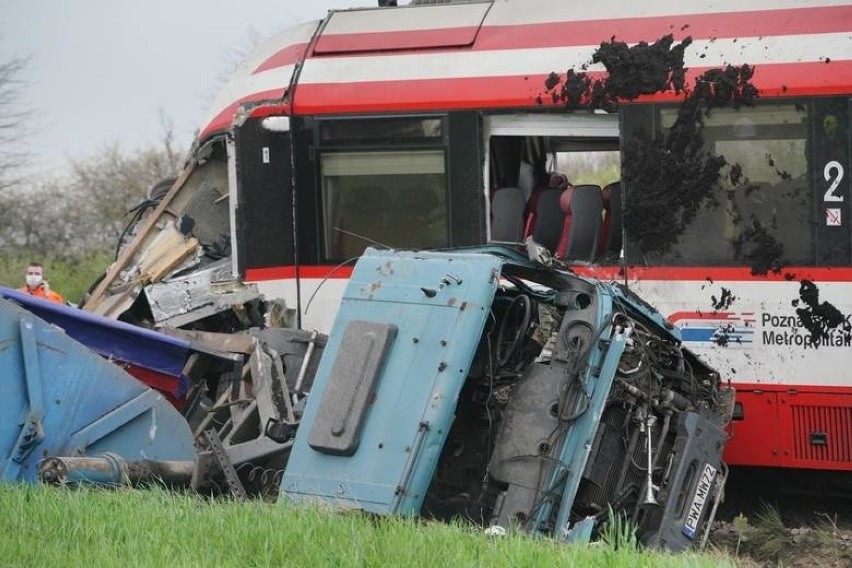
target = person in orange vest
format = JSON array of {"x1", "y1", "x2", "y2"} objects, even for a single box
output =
[{"x1": 20, "y1": 262, "x2": 64, "y2": 303}]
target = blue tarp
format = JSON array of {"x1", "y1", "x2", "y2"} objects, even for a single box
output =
[
  {"x1": 0, "y1": 296, "x2": 197, "y2": 483},
  {"x1": 0, "y1": 287, "x2": 190, "y2": 378}
]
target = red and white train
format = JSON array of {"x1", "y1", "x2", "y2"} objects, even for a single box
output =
[{"x1": 151, "y1": 1, "x2": 852, "y2": 473}]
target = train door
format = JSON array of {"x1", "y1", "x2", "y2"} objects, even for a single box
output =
[{"x1": 230, "y1": 115, "x2": 298, "y2": 321}]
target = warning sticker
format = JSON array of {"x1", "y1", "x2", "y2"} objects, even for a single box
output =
[{"x1": 826, "y1": 208, "x2": 842, "y2": 227}]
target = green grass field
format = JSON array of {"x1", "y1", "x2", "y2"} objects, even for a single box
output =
[{"x1": 0, "y1": 485, "x2": 734, "y2": 567}]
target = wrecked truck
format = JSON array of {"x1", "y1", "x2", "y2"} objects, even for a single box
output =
[{"x1": 2, "y1": 245, "x2": 732, "y2": 550}]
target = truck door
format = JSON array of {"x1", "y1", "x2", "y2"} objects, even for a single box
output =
[{"x1": 281, "y1": 248, "x2": 502, "y2": 515}]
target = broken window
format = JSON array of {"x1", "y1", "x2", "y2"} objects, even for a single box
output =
[{"x1": 486, "y1": 116, "x2": 621, "y2": 261}]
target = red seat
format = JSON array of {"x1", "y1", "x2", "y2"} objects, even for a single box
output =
[
  {"x1": 555, "y1": 184, "x2": 603, "y2": 261},
  {"x1": 554, "y1": 188, "x2": 575, "y2": 259},
  {"x1": 522, "y1": 173, "x2": 570, "y2": 243},
  {"x1": 598, "y1": 185, "x2": 613, "y2": 256}
]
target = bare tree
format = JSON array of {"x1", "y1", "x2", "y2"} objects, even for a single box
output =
[
  {"x1": 0, "y1": 121, "x2": 184, "y2": 258},
  {"x1": 70, "y1": 144, "x2": 181, "y2": 241},
  {"x1": 0, "y1": 54, "x2": 30, "y2": 192}
]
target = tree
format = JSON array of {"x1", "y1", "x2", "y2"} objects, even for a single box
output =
[
  {"x1": 0, "y1": 54, "x2": 30, "y2": 192},
  {"x1": 0, "y1": 121, "x2": 183, "y2": 259},
  {"x1": 68, "y1": 138, "x2": 182, "y2": 247}
]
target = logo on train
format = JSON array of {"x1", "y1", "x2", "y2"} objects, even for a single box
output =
[{"x1": 668, "y1": 311, "x2": 755, "y2": 348}]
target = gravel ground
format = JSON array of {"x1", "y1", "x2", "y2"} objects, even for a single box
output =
[{"x1": 709, "y1": 467, "x2": 852, "y2": 566}]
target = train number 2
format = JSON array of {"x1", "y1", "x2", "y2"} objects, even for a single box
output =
[{"x1": 823, "y1": 161, "x2": 845, "y2": 202}]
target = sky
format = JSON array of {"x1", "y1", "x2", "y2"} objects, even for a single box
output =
[{"x1": 0, "y1": 0, "x2": 363, "y2": 177}]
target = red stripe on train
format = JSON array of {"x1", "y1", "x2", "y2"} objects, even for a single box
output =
[
  {"x1": 253, "y1": 42, "x2": 311, "y2": 74},
  {"x1": 200, "y1": 58, "x2": 852, "y2": 139},
  {"x1": 245, "y1": 265, "x2": 355, "y2": 282},
  {"x1": 198, "y1": 88, "x2": 287, "y2": 141},
  {"x1": 293, "y1": 60, "x2": 852, "y2": 115},
  {"x1": 310, "y1": 6, "x2": 851, "y2": 57},
  {"x1": 245, "y1": 264, "x2": 852, "y2": 283},
  {"x1": 573, "y1": 265, "x2": 852, "y2": 282},
  {"x1": 315, "y1": 26, "x2": 481, "y2": 54},
  {"x1": 476, "y1": 6, "x2": 852, "y2": 51}
]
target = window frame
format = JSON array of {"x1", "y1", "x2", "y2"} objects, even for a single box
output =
[
  {"x1": 314, "y1": 114, "x2": 451, "y2": 263},
  {"x1": 621, "y1": 97, "x2": 833, "y2": 268}
]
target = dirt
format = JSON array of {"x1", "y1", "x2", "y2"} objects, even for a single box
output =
[
  {"x1": 621, "y1": 63, "x2": 758, "y2": 259},
  {"x1": 543, "y1": 34, "x2": 691, "y2": 110},
  {"x1": 543, "y1": 37, "x2": 791, "y2": 275},
  {"x1": 712, "y1": 323, "x2": 740, "y2": 347},
  {"x1": 711, "y1": 287, "x2": 736, "y2": 311},
  {"x1": 737, "y1": 219, "x2": 786, "y2": 276},
  {"x1": 794, "y1": 280, "x2": 851, "y2": 347},
  {"x1": 711, "y1": 520, "x2": 852, "y2": 567},
  {"x1": 711, "y1": 467, "x2": 852, "y2": 566}
]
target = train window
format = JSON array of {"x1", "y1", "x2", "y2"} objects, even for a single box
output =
[
  {"x1": 555, "y1": 151, "x2": 621, "y2": 188},
  {"x1": 321, "y1": 150, "x2": 449, "y2": 260},
  {"x1": 628, "y1": 102, "x2": 813, "y2": 269},
  {"x1": 320, "y1": 117, "x2": 444, "y2": 146}
]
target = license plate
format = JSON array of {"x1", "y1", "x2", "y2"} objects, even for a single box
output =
[{"x1": 682, "y1": 463, "x2": 717, "y2": 539}]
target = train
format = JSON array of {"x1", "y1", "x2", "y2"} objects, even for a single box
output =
[{"x1": 83, "y1": 0, "x2": 852, "y2": 477}]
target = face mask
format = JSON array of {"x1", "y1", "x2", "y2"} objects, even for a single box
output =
[{"x1": 26, "y1": 274, "x2": 43, "y2": 288}]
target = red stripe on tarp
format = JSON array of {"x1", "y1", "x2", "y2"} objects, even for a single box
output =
[
  {"x1": 253, "y1": 42, "x2": 311, "y2": 74},
  {"x1": 125, "y1": 364, "x2": 185, "y2": 409},
  {"x1": 315, "y1": 26, "x2": 481, "y2": 54},
  {"x1": 293, "y1": 60, "x2": 852, "y2": 115},
  {"x1": 311, "y1": 6, "x2": 851, "y2": 56},
  {"x1": 243, "y1": 264, "x2": 852, "y2": 283}
]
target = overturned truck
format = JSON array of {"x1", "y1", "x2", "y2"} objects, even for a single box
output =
[{"x1": 1, "y1": 246, "x2": 732, "y2": 551}]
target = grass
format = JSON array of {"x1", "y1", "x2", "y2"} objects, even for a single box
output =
[
  {"x1": 710, "y1": 504, "x2": 852, "y2": 567},
  {"x1": 0, "y1": 485, "x2": 734, "y2": 567},
  {"x1": 750, "y1": 504, "x2": 792, "y2": 562}
]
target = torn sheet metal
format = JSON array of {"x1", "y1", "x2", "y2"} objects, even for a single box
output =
[
  {"x1": 144, "y1": 257, "x2": 261, "y2": 328},
  {"x1": 282, "y1": 249, "x2": 503, "y2": 514},
  {"x1": 160, "y1": 327, "x2": 255, "y2": 355},
  {"x1": 249, "y1": 328, "x2": 327, "y2": 395}
]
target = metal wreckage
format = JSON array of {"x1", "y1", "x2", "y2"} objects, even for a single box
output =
[
  {"x1": 0, "y1": 173, "x2": 733, "y2": 550},
  {"x1": 1, "y1": 18, "x2": 732, "y2": 546}
]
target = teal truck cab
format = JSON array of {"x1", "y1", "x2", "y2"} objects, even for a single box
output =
[{"x1": 281, "y1": 246, "x2": 733, "y2": 550}]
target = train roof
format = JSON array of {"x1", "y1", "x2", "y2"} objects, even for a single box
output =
[{"x1": 198, "y1": 0, "x2": 852, "y2": 142}]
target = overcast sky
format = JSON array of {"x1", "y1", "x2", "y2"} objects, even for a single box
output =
[{"x1": 1, "y1": 0, "x2": 364, "y2": 176}]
